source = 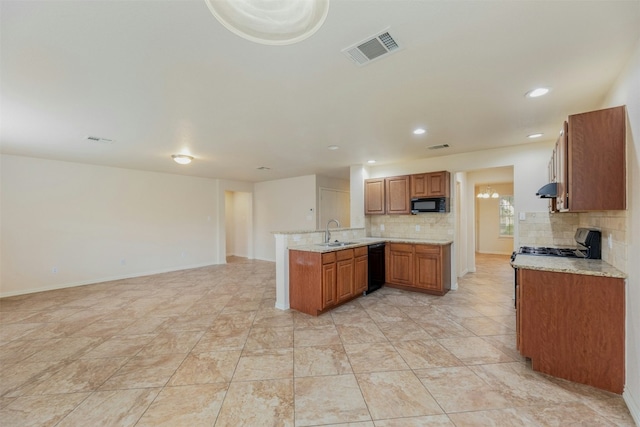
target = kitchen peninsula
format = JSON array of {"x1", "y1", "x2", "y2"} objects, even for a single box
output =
[{"x1": 287, "y1": 237, "x2": 452, "y2": 316}]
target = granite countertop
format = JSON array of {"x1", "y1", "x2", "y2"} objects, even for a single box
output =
[
  {"x1": 511, "y1": 254, "x2": 626, "y2": 279},
  {"x1": 289, "y1": 237, "x2": 453, "y2": 253}
]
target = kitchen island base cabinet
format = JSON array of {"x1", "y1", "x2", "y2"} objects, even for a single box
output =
[
  {"x1": 385, "y1": 243, "x2": 451, "y2": 296},
  {"x1": 517, "y1": 269, "x2": 624, "y2": 394},
  {"x1": 290, "y1": 247, "x2": 368, "y2": 316}
]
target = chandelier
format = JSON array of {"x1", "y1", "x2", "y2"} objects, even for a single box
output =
[{"x1": 477, "y1": 186, "x2": 499, "y2": 199}]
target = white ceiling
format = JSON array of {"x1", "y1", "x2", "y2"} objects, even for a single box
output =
[{"x1": 2, "y1": 0, "x2": 639, "y2": 182}]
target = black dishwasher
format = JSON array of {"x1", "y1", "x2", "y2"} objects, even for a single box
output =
[{"x1": 365, "y1": 243, "x2": 386, "y2": 295}]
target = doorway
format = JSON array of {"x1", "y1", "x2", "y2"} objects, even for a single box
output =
[{"x1": 224, "y1": 191, "x2": 253, "y2": 259}]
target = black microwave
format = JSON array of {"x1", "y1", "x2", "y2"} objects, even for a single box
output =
[{"x1": 411, "y1": 197, "x2": 449, "y2": 214}]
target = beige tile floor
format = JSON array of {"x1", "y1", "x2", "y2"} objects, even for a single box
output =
[{"x1": 0, "y1": 253, "x2": 635, "y2": 426}]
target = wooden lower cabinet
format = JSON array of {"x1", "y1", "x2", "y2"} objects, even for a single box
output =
[
  {"x1": 517, "y1": 268, "x2": 625, "y2": 394},
  {"x1": 290, "y1": 246, "x2": 368, "y2": 316},
  {"x1": 354, "y1": 253, "x2": 368, "y2": 294},
  {"x1": 386, "y1": 243, "x2": 451, "y2": 296},
  {"x1": 387, "y1": 243, "x2": 414, "y2": 285},
  {"x1": 336, "y1": 250, "x2": 355, "y2": 303}
]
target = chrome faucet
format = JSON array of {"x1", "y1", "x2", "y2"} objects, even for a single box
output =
[{"x1": 325, "y1": 219, "x2": 340, "y2": 243}]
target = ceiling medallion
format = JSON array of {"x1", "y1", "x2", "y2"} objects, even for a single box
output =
[{"x1": 204, "y1": 0, "x2": 330, "y2": 45}]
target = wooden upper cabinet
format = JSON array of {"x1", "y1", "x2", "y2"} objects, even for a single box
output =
[
  {"x1": 385, "y1": 175, "x2": 411, "y2": 214},
  {"x1": 411, "y1": 171, "x2": 450, "y2": 198},
  {"x1": 566, "y1": 105, "x2": 626, "y2": 211},
  {"x1": 364, "y1": 178, "x2": 385, "y2": 215},
  {"x1": 549, "y1": 105, "x2": 626, "y2": 212}
]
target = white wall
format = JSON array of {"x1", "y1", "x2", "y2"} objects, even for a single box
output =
[
  {"x1": 253, "y1": 174, "x2": 317, "y2": 262},
  {"x1": 0, "y1": 155, "x2": 220, "y2": 297},
  {"x1": 603, "y1": 37, "x2": 640, "y2": 422},
  {"x1": 350, "y1": 164, "x2": 368, "y2": 228}
]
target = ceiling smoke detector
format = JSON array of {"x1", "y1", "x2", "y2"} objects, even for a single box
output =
[
  {"x1": 342, "y1": 29, "x2": 401, "y2": 66},
  {"x1": 427, "y1": 144, "x2": 450, "y2": 150}
]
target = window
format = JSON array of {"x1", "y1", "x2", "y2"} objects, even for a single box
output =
[{"x1": 499, "y1": 195, "x2": 514, "y2": 237}]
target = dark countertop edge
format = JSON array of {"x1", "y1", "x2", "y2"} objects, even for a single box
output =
[
  {"x1": 510, "y1": 255, "x2": 627, "y2": 279},
  {"x1": 289, "y1": 238, "x2": 453, "y2": 253}
]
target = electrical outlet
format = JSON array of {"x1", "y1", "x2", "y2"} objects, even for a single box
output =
[
  {"x1": 519, "y1": 212, "x2": 526, "y2": 221},
  {"x1": 52, "y1": 267, "x2": 58, "y2": 273},
  {"x1": 380, "y1": 224, "x2": 385, "y2": 231},
  {"x1": 416, "y1": 225, "x2": 421, "y2": 232},
  {"x1": 120, "y1": 258, "x2": 126, "y2": 265},
  {"x1": 181, "y1": 251, "x2": 186, "y2": 258}
]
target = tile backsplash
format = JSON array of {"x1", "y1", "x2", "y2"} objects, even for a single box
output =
[
  {"x1": 367, "y1": 213, "x2": 455, "y2": 240},
  {"x1": 518, "y1": 212, "x2": 579, "y2": 247},
  {"x1": 518, "y1": 210, "x2": 627, "y2": 273}
]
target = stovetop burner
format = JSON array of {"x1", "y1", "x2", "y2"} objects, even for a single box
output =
[
  {"x1": 512, "y1": 228, "x2": 601, "y2": 261},
  {"x1": 518, "y1": 246, "x2": 580, "y2": 257}
]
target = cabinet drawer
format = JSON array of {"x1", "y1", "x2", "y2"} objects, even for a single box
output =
[
  {"x1": 322, "y1": 252, "x2": 336, "y2": 264},
  {"x1": 388, "y1": 243, "x2": 413, "y2": 253},
  {"x1": 336, "y1": 248, "x2": 354, "y2": 261},
  {"x1": 354, "y1": 246, "x2": 368, "y2": 257},
  {"x1": 415, "y1": 244, "x2": 440, "y2": 254}
]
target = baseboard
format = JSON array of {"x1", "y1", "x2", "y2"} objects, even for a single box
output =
[
  {"x1": 0, "y1": 262, "x2": 217, "y2": 298},
  {"x1": 477, "y1": 251, "x2": 512, "y2": 256},
  {"x1": 274, "y1": 301, "x2": 290, "y2": 311},
  {"x1": 624, "y1": 389, "x2": 640, "y2": 426}
]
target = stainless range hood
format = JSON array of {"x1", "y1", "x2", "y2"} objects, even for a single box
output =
[{"x1": 536, "y1": 182, "x2": 558, "y2": 198}]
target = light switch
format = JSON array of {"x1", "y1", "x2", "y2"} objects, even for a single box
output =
[
  {"x1": 519, "y1": 212, "x2": 526, "y2": 221},
  {"x1": 380, "y1": 224, "x2": 385, "y2": 231}
]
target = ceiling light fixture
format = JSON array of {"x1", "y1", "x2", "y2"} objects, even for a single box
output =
[
  {"x1": 413, "y1": 128, "x2": 426, "y2": 135},
  {"x1": 204, "y1": 0, "x2": 330, "y2": 46},
  {"x1": 367, "y1": 160, "x2": 376, "y2": 164},
  {"x1": 528, "y1": 133, "x2": 543, "y2": 139},
  {"x1": 172, "y1": 154, "x2": 194, "y2": 165},
  {"x1": 477, "y1": 186, "x2": 499, "y2": 199},
  {"x1": 525, "y1": 87, "x2": 550, "y2": 98},
  {"x1": 327, "y1": 145, "x2": 339, "y2": 150}
]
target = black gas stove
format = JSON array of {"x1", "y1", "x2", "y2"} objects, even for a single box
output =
[{"x1": 513, "y1": 228, "x2": 602, "y2": 261}]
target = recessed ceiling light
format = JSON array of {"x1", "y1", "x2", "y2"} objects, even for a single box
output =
[
  {"x1": 367, "y1": 160, "x2": 376, "y2": 164},
  {"x1": 172, "y1": 154, "x2": 193, "y2": 165},
  {"x1": 413, "y1": 128, "x2": 426, "y2": 135},
  {"x1": 528, "y1": 133, "x2": 544, "y2": 139},
  {"x1": 327, "y1": 145, "x2": 339, "y2": 150},
  {"x1": 525, "y1": 87, "x2": 550, "y2": 98}
]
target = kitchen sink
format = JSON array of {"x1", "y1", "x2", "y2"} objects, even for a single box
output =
[{"x1": 316, "y1": 241, "x2": 357, "y2": 247}]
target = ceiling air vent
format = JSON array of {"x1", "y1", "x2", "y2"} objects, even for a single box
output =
[
  {"x1": 342, "y1": 29, "x2": 401, "y2": 66},
  {"x1": 86, "y1": 136, "x2": 113, "y2": 144},
  {"x1": 427, "y1": 144, "x2": 450, "y2": 150}
]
